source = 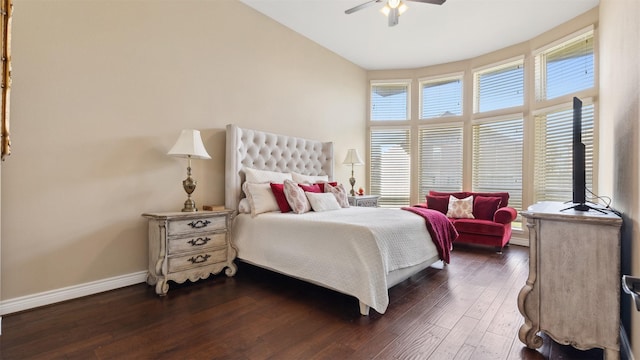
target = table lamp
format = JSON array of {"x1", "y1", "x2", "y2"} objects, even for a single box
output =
[
  {"x1": 343, "y1": 148, "x2": 364, "y2": 196},
  {"x1": 168, "y1": 129, "x2": 211, "y2": 212}
]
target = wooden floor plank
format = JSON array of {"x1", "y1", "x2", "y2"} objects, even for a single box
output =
[{"x1": 0, "y1": 245, "x2": 606, "y2": 360}]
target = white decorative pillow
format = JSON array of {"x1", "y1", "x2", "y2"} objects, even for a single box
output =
[
  {"x1": 238, "y1": 198, "x2": 251, "y2": 214},
  {"x1": 446, "y1": 195, "x2": 475, "y2": 219},
  {"x1": 291, "y1": 172, "x2": 329, "y2": 184},
  {"x1": 306, "y1": 192, "x2": 341, "y2": 212},
  {"x1": 242, "y1": 182, "x2": 280, "y2": 217},
  {"x1": 283, "y1": 179, "x2": 311, "y2": 214},
  {"x1": 324, "y1": 182, "x2": 350, "y2": 208},
  {"x1": 244, "y1": 168, "x2": 292, "y2": 184}
]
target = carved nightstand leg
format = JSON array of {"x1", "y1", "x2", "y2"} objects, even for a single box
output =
[
  {"x1": 225, "y1": 263, "x2": 237, "y2": 277},
  {"x1": 518, "y1": 322, "x2": 543, "y2": 349},
  {"x1": 156, "y1": 280, "x2": 169, "y2": 296}
]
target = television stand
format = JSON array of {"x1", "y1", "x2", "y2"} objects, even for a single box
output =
[
  {"x1": 519, "y1": 201, "x2": 622, "y2": 359},
  {"x1": 560, "y1": 202, "x2": 608, "y2": 214}
]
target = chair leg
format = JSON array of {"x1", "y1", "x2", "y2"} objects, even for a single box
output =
[{"x1": 495, "y1": 246, "x2": 503, "y2": 254}]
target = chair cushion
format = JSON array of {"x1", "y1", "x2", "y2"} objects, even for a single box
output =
[
  {"x1": 426, "y1": 195, "x2": 449, "y2": 215},
  {"x1": 453, "y1": 219, "x2": 505, "y2": 237},
  {"x1": 473, "y1": 192, "x2": 510, "y2": 207},
  {"x1": 473, "y1": 196, "x2": 502, "y2": 220}
]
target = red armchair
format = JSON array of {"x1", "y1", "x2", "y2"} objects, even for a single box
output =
[{"x1": 424, "y1": 191, "x2": 518, "y2": 253}]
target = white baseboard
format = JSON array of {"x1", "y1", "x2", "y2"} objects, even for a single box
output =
[{"x1": 0, "y1": 271, "x2": 147, "y2": 316}]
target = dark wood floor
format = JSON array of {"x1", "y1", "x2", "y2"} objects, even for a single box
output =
[{"x1": 0, "y1": 245, "x2": 605, "y2": 359}]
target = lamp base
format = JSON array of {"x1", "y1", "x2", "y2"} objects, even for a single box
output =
[
  {"x1": 182, "y1": 198, "x2": 198, "y2": 212},
  {"x1": 349, "y1": 177, "x2": 356, "y2": 196},
  {"x1": 181, "y1": 171, "x2": 198, "y2": 212}
]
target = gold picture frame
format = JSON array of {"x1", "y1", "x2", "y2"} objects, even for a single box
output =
[{"x1": 1, "y1": 0, "x2": 12, "y2": 161}]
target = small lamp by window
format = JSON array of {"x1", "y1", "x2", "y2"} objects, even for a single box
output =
[
  {"x1": 343, "y1": 148, "x2": 364, "y2": 196},
  {"x1": 168, "y1": 129, "x2": 211, "y2": 212}
]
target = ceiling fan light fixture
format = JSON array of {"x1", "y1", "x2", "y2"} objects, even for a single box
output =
[
  {"x1": 398, "y1": 2, "x2": 408, "y2": 14},
  {"x1": 381, "y1": 0, "x2": 407, "y2": 16}
]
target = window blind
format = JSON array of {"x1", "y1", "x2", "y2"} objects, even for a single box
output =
[
  {"x1": 472, "y1": 118, "x2": 523, "y2": 212},
  {"x1": 534, "y1": 103, "x2": 594, "y2": 202},
  {"x1": 418, "y1": 124, "x2": 463, "y2": 200},
  {"x1": 420, "y1": 76, "x2": 463, "y2": 119},
  {"x1": 371, "y1": 83, "x2": 409, "y2": 121},
  {"x1": 474, "y1": 60, "x2": 524, "y2": 113},
  {"x1": 370, "y1": 128, "x2": 411, "y2": 207},
  {"x1": 535, "y1": 30, "x2": 594, "y2": 101}
]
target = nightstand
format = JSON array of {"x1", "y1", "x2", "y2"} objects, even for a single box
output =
[
  {"x1": 142, "y1": 210, "x2": 236, "y2": 295},
  {"x1": 348, "y1": 195, "x2": 380, "y2": 207}
]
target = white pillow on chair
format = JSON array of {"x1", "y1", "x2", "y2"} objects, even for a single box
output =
[{"x1": 446, "y1": 195, "x2": 475, "y2": 219}]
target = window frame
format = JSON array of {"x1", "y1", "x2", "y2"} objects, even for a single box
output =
[
  {"x1": 370, "y1": 80, "x2": 412, "y2": 122},
  {"x1": 473, "y1": 56, "x2": 525, "y2": 114},
  {"x1": 419, "y1": 72, "x2": 464, "y2": 120}
]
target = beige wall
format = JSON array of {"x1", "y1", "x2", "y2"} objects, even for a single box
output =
[
  {"x1": 0, "y1": 0, "x2": 366, "y2": 301},
  {"x1": 599, "y1": 0, "x2": 640, "y2": 357}
]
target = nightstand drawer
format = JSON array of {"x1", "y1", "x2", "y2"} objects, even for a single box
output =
[
  {"x1": 168, "y1": 232, "x2": 227, "y2": 254},
  {"x1": 168, "y1": 249, "x2": 227, "y2": 273},
  {"x1": 168, "y1": 216, "x2": 226, "y2": 235}
]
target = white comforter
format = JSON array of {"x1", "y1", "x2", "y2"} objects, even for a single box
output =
[{"x1": 232, "y1": 206, "x2": 439, "y2": 314}]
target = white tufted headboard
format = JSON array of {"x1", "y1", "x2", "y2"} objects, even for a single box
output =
[{"x1": 225, "y1": 124, "x2": 334, "y2": 211}]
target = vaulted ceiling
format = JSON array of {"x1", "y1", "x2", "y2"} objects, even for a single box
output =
[{"x1": 240, "y1": 0, "x2": 599, "y2": 70}]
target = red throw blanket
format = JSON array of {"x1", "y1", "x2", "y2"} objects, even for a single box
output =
[{"x1": 401, "y1": 206, "x2": 458, "y2": 264}]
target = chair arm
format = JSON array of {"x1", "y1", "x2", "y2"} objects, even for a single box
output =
[{"x1": 494, "y1": 207, "x2": 517, "y2": 224}]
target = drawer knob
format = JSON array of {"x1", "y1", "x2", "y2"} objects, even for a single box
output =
[
  {"x1": 188, "y1": 219, "x2": 211, "y2": 229},
  {"x1": 187, "y1": 237, "x2": 211, "y2": 246},
  {"x1": 188, "y1": 254, "x2": 211, "y2": 264}
]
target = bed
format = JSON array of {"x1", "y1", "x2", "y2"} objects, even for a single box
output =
[{"x1": 224, "y1": 124, "x2": 453, "y2": 315}]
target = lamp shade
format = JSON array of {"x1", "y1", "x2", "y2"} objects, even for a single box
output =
[
  {"x1": 343, "y1": 148, "x2": 364, "y2": 165},
  {"x1": 167, "y1": 129, "x2": 211, "y2": 159}
]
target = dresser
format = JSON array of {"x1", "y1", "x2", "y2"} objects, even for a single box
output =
[
  {"x1": 518, "y1": 202, "x2": 622, "y2": 359},
  {"x1": 348, "y1": 195, "x2": 380, "y2": 207},
  {"x1": 143, "y1": 210, "x2": 236, "y2": 295}
]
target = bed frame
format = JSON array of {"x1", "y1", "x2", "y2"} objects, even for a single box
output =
[{"x1": 224, "y1": 124, "x2": 441, "y2": 315}]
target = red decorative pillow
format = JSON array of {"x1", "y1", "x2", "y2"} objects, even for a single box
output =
[
  {"x1": 270, "y1": 183, "x2": 291, "y2": 213},
  {"x1": 473, "y1": 196, "x2": 502, "y2": 221},
  {"x1": 426, "y1": 195, "x2": 449, "y2": 215},
  {"x1": 299, "y1": 183, "x2": 322, "y2": 193},
  {"x1": 317, "y1": 181, "x2": 338, "y2": 192}
]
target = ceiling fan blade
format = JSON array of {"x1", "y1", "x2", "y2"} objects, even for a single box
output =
[
  {"x1": 345, "y1": 0, "x2": 382, "y2": 14},
  {"x1": 388, "y1": 7, "x2": 399, "y2": 26},
  {"x1": 405, "y1": 0, "x2": 446, "y2": 5}
]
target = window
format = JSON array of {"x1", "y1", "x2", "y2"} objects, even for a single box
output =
[
  {"x1": 472, "y1": 117, "x2": 523, "y2": 212},
  {"x1": 371, "y1": 82, "x2": 410, "y2": 121},
  {"x1": 420, "y1": 75, "x2": 463, "y2": 119},
  {"x1": 535, "y1": 28, "x2": 594, "y2": 101},
  {"x1": 534, "y1": 102, "x2": 594, "y2": 202},
  {"x1": 418, "y1": 124, "x2": 463, "y2": 200},
  {"x1": 368, "y1": 22, "x2": 597, "y2": 219},
  {"x1": 474, "y1": 59, "x2": 524, "y2": 113},
  {"x1": 370, "y1": 128, "x2": 411, "y2": 207}
]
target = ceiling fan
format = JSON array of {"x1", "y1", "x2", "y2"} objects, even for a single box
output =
[{"x1": 345, "y1": 0, "x2": 446, "y2": 27}]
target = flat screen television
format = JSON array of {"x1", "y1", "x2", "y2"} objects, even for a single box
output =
[{"x1": 570, "y1": 97, "x2": 589, "y2": 211}]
